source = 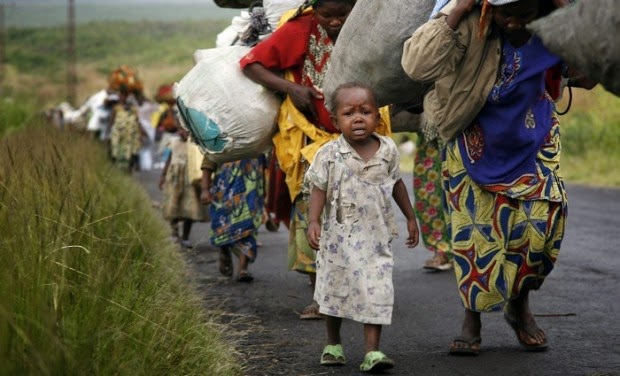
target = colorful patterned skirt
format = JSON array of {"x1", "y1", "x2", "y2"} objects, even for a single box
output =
[
  {"x1": 110, "y1": 107, "x2": 141, "y2": 164},
  {"x1": 443, "y1": 122, "x2": 567, "y2": 312},
  {"x1": 209, "y1": 158, "x2": 265, "y2": 261},
  {"x1": 413, "y1": 137, "x2": 452, "y2": 257}
]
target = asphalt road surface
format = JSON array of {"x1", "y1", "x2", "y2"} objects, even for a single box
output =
[{"x1": 136, "y1": 170, "x2": 620, "y2": 376}]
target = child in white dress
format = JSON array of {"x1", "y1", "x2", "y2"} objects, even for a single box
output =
[{"x1": 305, "y1": 82, "x2": 419, "y2": 372}]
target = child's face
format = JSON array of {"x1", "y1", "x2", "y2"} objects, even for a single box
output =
[
  {"x1": 493, "y1": 0, "x2": 539, "y2": 36},
  {"x1": 314, "y1": 2, "x2": 353, "y2": 41},
  {"x1": 331, "y1": 87, "x2": 380, "y2": 144}
]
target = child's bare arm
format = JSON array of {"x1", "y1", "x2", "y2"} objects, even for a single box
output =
[
  {"x1": 392, "y1": 179, "x2": 420, "y2": 248},
  {"x1": 307, "y1": 186, "x2": 327, "y2": 250}
]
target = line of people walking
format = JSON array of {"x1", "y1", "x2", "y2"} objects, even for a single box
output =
[
  {"x1": 155, "y1": 0, "x2": 598, "y2": 373},
  {"x1": 230, "y1": 0, "x2": 597, "y2": 373}
]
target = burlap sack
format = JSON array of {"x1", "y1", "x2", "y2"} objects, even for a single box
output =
[
  {"x1": 323, "y1": 0, "x2": 435, "y2": 108},
  {"x1": 528, "y1": 0, "x2": 620, "y2": 96}
]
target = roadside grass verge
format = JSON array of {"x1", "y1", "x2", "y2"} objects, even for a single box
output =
[{"x1": 0, "y1": 120, "x2": 242, "y2": 375}]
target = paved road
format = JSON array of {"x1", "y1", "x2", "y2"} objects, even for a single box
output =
[{"x1": 136, "y1": 170, "x2": 620, "y2": 376}]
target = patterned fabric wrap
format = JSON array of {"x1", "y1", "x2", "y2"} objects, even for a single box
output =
[
  {"x1": 443, "y1": 120, "x2": 566, "y2": 312},
  {"x1": 209, "y1": 157, "x2": 266, "y2": 262},
  {"x1": 457, "y1": 36, "x2": 561, "y2": 187},
  {"x1": 413, "y1": 137, "x2": 451, "y2": 257},
  {"x1": 110, "y1": 104, "x2": 141, "y2": 163}
]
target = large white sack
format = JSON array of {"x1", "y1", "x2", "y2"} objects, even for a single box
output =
[
  {"x1": 174, "y1": 46, "x2": 280, "y2": 164},
  {"x1": 528, "y1": 0, "x2": 620, "y2": 96},
  {"x1": 215, "y1": 12, "x2": 252, "y2": 48},
  {"x1": 263, "y1": 0, "x2": 305, "y2": 31},
  {"x1": 323, "y1": 0, "x2": 435, "y2": 108}
]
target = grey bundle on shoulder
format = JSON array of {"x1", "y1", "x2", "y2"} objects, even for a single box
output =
[
  {"x1": 528, "y1": 0, "x2": 620, "y2": 96},
  {"x1": 322, "y1": 0, "x2": 435, "y2": 109}
]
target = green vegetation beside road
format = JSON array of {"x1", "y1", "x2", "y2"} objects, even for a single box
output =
[{"x1": 0, "y1": 119, "x2": 242, "y2": 375}]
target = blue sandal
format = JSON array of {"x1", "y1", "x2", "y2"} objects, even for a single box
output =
[
  {"x1": 320, "y1": 344, "x2": 346, "y2": 366},
  {"x1": 360, "y1": 351, "x2": 394, "y2": 372}
]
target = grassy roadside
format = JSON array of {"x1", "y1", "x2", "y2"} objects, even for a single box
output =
[{"x1": 0, "y1": 115, "x2": 242, "y2": 375}]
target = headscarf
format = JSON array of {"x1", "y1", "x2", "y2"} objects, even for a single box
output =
[{"x1": 478, "y1": 0, "x2": 493, "y2": 40}]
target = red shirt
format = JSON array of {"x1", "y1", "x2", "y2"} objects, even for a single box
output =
[{"x1": 240, "y1": 14, "x2": 337, "y2": 133}]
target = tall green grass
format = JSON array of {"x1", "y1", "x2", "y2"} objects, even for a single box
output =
[{"x1": 0, "y1": 117, "x2": 242, "y2": 375}]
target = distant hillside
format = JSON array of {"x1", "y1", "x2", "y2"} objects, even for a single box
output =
[{"x1": 5, "y1": 1, "x2": 239, "y2": 29}]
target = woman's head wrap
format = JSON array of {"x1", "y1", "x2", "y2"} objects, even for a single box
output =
[{"x1": 478, "y1": 0, "x2": 493, "y2": 40}]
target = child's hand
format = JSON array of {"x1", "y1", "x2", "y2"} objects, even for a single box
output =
[
  {"x1": 158, "y1": 176, "x2": 165, "y2": 190},
  {"x1": 405, "y1": 218, "x2": 420, "y2": 248},
  {"x1": 306, "y1": 221, "x2": 321, "y2": 250}
]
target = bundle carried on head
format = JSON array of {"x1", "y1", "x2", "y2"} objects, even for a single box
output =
[
  {"x1": 108, "y1": 65, "x2": 143, "y2": 95},
  {"x1": 155, "y1": 84, "x2": 175, "y2": 104},
  {"x1": 215, "y1": 0, "x2": 306, "y2": 48},
  {"x1": 213, "y1": 0, "x2": 255, "y2": 9}
]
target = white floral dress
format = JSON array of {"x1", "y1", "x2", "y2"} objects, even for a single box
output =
[{"x1": 305, "y1": 134, "x2": 401, "y2": 325}]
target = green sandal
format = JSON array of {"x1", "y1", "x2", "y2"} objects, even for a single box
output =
[
  {"x1": 360, "y1": 351, "x2": 394, "y2": 372},
  {"x1": 320, "y1": 344, "x2": 346, "y2": 366}
]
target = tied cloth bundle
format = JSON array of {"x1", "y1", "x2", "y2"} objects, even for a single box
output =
[
  {"x1": 108, "y1": 65, "x2": 144, "y2": 94},
  {"x1": 240, "y1": 3, "x2": 272, "y2": 46}
]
